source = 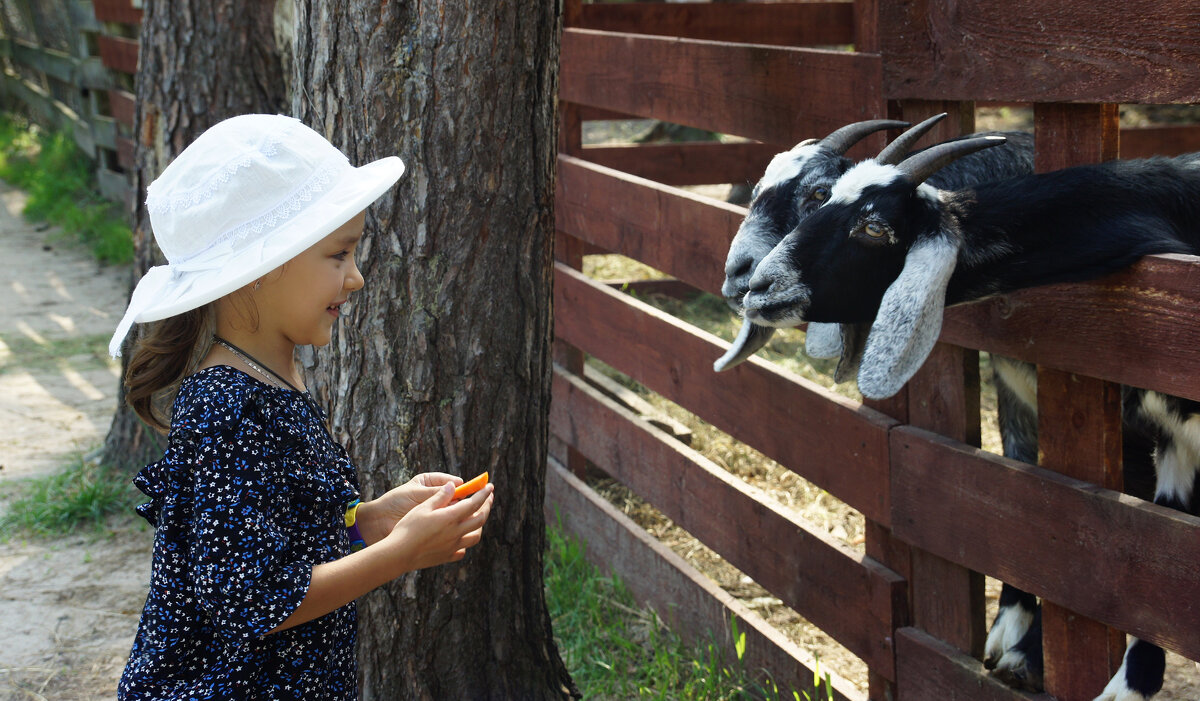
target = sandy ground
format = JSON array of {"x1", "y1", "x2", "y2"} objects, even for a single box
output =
[{"x1": 0, "y1": 181, "x2": 152, "y2": 700}]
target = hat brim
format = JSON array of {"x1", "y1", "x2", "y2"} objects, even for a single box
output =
[{"x1": 134, "y1": 156, "x2": 404, "y2": 323}]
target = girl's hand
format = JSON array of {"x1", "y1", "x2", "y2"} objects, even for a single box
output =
[
  {"x1": 357, "y1": 473, "x2": 462, "y2": 545},
  {"x1": 382, "y1": 482, "x2": 495, "y2": 574}
]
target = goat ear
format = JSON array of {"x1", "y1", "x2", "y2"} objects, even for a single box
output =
[
  {"x1": 857, "y1": 235, "x2": 960, "y2": 399},
  {"x1": 804, "y1": 322, "x2": 843, "y2": 359},
  {"x1": 834, "y1": 323, "x2": 870, "y2": 383},
  {"x1": 714, "y1": 319, "x2": 776, "y2": 372}
]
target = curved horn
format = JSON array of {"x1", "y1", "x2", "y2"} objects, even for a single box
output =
[
  {"x1": 874, "y1": 113, "x2": 948, "y2": 165},
  {"x1": 818, "y1": 119, "x2": 910, "y2": 156},
  {"x1": 896, "y1": 135, "x2": 1008, "y2": 186}
]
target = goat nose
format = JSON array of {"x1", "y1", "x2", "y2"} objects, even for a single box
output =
[
  {"x1": 725, "y1": 255, "x2": 753, "y2": 280},
  {"x1": 747, "y1": 273, "x2": 773, "y2": 295}
]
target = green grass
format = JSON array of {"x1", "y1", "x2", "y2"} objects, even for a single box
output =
[
  {"x1": 0, "y1": 454, "x2": 141, "y2": 540},
  {"x1": 545, "y1": 518, "x2": 833, "y2": 700},
  {"x1": 0, "y1": 112, "x2": 133, "y2": 264}
]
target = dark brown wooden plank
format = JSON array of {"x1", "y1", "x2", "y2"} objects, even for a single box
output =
[
  {"x1": 890, "y1": 426, "x2": 1200, "y2": 662},
  {"x1": 1037, "y1": 369, "x2": 1125, "y2": 701},
  {"x1": 1034, "y1": 103, "x2": 1119, "y2": 171},
  {"x1": 580, "y1": 141, "x2": 783, "y2": 187},
  {"x1": 578, "y1": 2, "x2": 855, "y2": 47},
  {"x1": 881, "y1": 1, "x2": 1200, "y2": 103},
  {"x1": 108, "y1": 89, "x2": 135, "y2": 129},
  {"x1": 116, "y1": 136, "x2": 135, "y2": 171},
  {"x1": 97, "y1": 35, "x2": 138, "y2": 75},
  {"x1": 560, "y1": 28, "x2": 883, "y2": 145},
  {"x1": 554, "y1": 262, "x2": 897, "y2": 523},
  {"x1": 545, "y1": 458, "x2": 867, "y2": 701},
  {"x1": 550, "y1": 367, "x2": 904, "y2": 677},
  {"x1": 91, "y1": 0, "x2": 143, "y2": 24},
  {"x1": 556, "y1": 154, "x2": 743, "y2": 295},
  {"x1": 1121, "y1": 125, "x2": 1200, "y2": 159},
  {"x1": 1032, "y1": 107, "x2": 1126, "y2": 701},
  {"x1": 906, "y1": 339, "x2": 986, "y2": 660},
  {"x1": 891, "y1": 96, "x2": 988, "y2": 666},
  {"x1": 940, "y1": 254, "x2": 1200, "y2": 402},
  {"x1": 896, "y1": 627, "x2": 1053, "y2": 701}
]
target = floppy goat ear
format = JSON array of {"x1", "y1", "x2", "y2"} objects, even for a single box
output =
[
  {"x1": 857, "y1": 234, "x2": 960, "y2": 399},
  {"x1": 804, "y1": 322, "x2": 843, "y2": 359}
]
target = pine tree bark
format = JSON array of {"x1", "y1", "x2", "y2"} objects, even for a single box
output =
[
  {"x1": 103, "y1": 0, "x2": 287, "y2": 469},
  {"x1": 291, "y1": 1, "x2": 575, "y2": 698}
]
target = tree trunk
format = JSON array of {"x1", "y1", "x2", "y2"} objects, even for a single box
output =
[
  {"x1": 103, "y1": 0, "x2": 287, "y2": 469},
  {"x1": 292, "y1": 2, "x2": 574, "y2": 698}
]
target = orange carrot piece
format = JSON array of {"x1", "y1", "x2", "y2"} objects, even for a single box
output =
[{"x1": 453, "y1": 472, "x2": 489, "y2": 500}]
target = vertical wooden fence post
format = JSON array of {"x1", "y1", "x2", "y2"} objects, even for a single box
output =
[
  {"x1": 1034, "y1": 102, "x2": 1127, "y2": 701},
  {"x1": 551, "y1": 0, "x2": 588, "y2": 478}
]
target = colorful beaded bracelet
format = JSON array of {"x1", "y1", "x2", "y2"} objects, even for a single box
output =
[{"x1": 344, "y1": 499, "x2": 366, "y2": 553}]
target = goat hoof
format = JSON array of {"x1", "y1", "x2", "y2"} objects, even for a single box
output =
[{"x1": 989, "y1": 651, "x2": 1044, "y2": 693}]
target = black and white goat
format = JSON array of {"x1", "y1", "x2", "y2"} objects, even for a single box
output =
[
  {"x1": 716, "y1": 117, "x2": 1034, "y2": 370},
  {"x1": 743, "y1": 133, "x2": 1200, "y2": 701},
  {"x1": 718, "y1": 115, "x2": 1059, "y2": 690}
]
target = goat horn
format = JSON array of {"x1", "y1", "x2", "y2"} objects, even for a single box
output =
[
  {"x1": 897, "y1": 136, "x2": 1009, "y2": 185},
  {"x1": 817, "y1": 119, "x2": 910, "y2": 156},
  {"x1": 874, "y1": 113, "x2": 948, "y2": 165}
]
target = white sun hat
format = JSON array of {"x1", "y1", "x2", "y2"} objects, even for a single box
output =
[{"x1": 108, "y1": 114, "x2": 404, "y2": 357}]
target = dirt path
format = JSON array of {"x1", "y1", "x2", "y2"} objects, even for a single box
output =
[{"x1": 0, "y1": 182, "x2": 152, "y2": 700}]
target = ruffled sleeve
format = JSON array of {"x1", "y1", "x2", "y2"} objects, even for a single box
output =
[{"x1": 186, "y1": 395, "x2": 313, "y2": 643}]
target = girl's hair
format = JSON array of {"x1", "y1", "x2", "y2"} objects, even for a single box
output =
[{"x1": 125, "y1": 305, "x2": 214, "y2": 432}]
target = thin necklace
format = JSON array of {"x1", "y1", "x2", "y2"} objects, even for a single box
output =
[{"x1": 212, "y1": 336, "x2": 303, "y2": 393}]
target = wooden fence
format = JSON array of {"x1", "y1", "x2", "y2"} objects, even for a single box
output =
[
  {"x1": 548, "y1": 2, "x2": 1200, "y2": 700},
  {"x1": 0, "y1": 0, "x2": 141, "y2": 208}
]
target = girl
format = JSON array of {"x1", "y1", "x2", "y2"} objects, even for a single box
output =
[{"x1": 110, "y1": 114, "x2": 495, "y2": 700}]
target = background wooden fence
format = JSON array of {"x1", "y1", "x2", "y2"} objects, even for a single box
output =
[
  {"x1": 0, "y1": 0, "x2": 141, "y2": 208},
  {"x1": 549, "y1": 2, "x2": 1200, "y2": 700}
]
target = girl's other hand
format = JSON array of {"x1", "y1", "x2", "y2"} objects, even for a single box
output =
[
  {"x1": 383, "y1": 482, "x2": 495, "y2": 574},
  {"x1": 357, "y1": 473, "x2": 462, "y2": 545}
]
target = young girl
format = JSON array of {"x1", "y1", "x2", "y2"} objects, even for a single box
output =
[{"x1": 110, "y1": 114, "x2": 495, "y2": 700}]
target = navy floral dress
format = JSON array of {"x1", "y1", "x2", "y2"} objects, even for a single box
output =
[{"x1": 119, "y1": 366, "x2": 361, "y2": 700}]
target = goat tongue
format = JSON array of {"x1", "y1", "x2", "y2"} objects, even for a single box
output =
[{"x1": 713, "y1": 320, "x2": 775, "y2": 372}]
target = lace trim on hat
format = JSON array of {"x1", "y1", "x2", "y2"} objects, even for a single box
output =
[
  {"x1": 171, "y1": 156, "x2": 345, "y2": 266},
  {"x1": 146, "y1": 119, "x2": 300, "y2": 216}
]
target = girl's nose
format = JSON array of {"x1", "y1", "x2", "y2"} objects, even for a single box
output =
[{"x1": 346, "y1": 260, "x2": 365, "y2": 291}]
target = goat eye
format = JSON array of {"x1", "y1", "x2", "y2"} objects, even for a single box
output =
[
  {"x1": 864, "y1": 222, "x2": 885, "y2": 238},
  {"x1": 810, "y1": 187, "x2": 829, "y2": 202}
]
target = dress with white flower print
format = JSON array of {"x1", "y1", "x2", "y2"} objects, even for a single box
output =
[{"x1": 119, "y1": 365, "x2": 360, "y2": 700}]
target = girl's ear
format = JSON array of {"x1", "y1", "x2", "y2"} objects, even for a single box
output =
[{"x1": 857, "y1": 234, "x2": 960, "y2": 399}]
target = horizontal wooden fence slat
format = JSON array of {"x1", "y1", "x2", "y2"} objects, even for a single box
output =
[
  {"x1": 576, "y1": 1, "x2": 855, "y2": 47},
  {"x1": 550, "y1": 366, "x2": 905, "y2": 678},
  {"x1": 941, "y1": 253, "x2": 1200, "y2": 402},
  {"x1": 881, "y1": 0, "x2": 1200, "y2": 103},
  {"x1": 554, "y1": 262, "x2": 897, "y2": 523},
  {"x1": 97, "y1": 35, "x2": 138, "y2": 75},
  {"x1": 545, "y1": 457, "x2": 867, "y2": 701},
  {"x1": 581, "y1": 141, "x2": 782, "y2": 187},
  {"x1": 560, "y1": 28, "x2": 883, "y2": 146},
  {"x1": 1121, "y1": 125, "x2": 1200, "y2": 159},
  {"x1": 896, "y1": 628, "x2": 1052, "y2": 701},
  {"x1": 7, "y1": 38, "x2": 76, "y2": 84},
  {"x1": 556, "y1": 154, "x2": 741, "y2": 295},
  {"x1": 108, "y1": 89, "x2": 135, "y2": 128},
  {"x1": 91, "y1": 0, "x2": 144, "y2": 24},
  {"x1": 890, "y1": 426, "x2": 1200, "y2": 661}
]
